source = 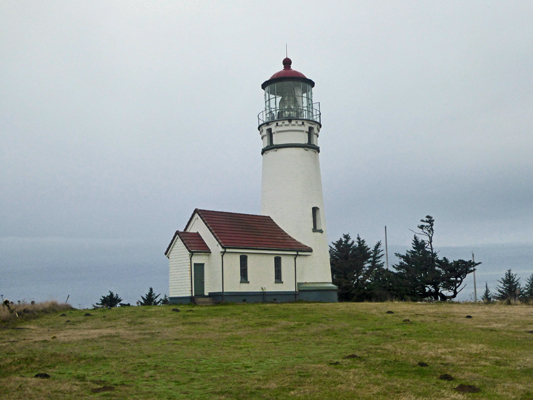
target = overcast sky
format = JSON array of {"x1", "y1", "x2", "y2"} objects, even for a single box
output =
[{"x1": 2, "y1": 0, "x2": 533, "y2": 272}]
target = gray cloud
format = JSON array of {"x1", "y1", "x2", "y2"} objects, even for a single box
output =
[{"x1": 2, "y1": 1, "x2": 532, "y2": 303}]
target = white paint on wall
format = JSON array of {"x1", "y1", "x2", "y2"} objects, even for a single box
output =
[
  {"x1": 221, "y1": 252, "x2": 298, "y2": 293},
  {"x1": 259, "y1": 120, "x2": 332, "y2": 284}
]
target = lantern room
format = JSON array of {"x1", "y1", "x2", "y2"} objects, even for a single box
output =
[{"x1": 258, "y1": 58, "x2": 321, "y2": 127}]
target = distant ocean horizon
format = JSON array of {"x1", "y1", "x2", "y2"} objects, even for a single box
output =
[{"x1": 2, "y1": 237, "x2": 532, "y2": 308}]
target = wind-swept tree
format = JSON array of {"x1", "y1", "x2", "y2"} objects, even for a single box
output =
[{"x1": 393, "y1": 216, "x2": 479, "y2": 301}]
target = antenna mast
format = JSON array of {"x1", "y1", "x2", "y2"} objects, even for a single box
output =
[
  {"x1": 472, "y1": 252, "x2": 477, "y2": 302},
  {"x1": 385, "y1": 226, "x2": 389, "y2": 270}
]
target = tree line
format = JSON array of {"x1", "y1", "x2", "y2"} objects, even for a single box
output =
[
  {"x1": 330, "y1": 215, "x2": 480, "y2": 302},
  {"x1": 331, "y1": 215, "x2": 533, "y2": 303},
  {"x1": 94, "y1": 287, "x2": 169, "y2": 308}
]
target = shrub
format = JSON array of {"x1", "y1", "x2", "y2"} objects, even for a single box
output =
[
  {"x1": 94, "y1": 291, "x2": 122, "y2": 308},
  {"x1": 1, "y1": 300, "x2": 73, "y2": 324}
]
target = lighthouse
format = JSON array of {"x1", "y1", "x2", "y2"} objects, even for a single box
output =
[
  {"x1": 258, "y1": 58, "x2": 337, "y2": 300},
  {"x1": 165, "y1": 57, "x2": 337, "y2": 304}
]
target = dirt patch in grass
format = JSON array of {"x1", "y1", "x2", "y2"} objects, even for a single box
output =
[
  {"x1": 438, "y1": 374, "x2": 454, "y2": 381},
  {"x1": 343, "y1": 354, "x2": 360, "y2": 359},
  {"x1": 90, "y1": 386, "x2": 115, "y2": 393},
  {"x1": 455, "y1": 384, "x2": 481, "y2": 393}
]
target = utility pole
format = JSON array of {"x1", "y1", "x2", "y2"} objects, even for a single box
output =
[
  {"x1": 472, "y1": 252, "x2": 477, "y2": 302},
  {"x1": 385, "y1": 226, "x2": 389, "y2": 270}
]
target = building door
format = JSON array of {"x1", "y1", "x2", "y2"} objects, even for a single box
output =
[{"x1": 193, "y1": 263, "x2": 205, "y2": 296}]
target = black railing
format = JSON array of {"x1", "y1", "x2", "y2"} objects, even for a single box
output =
[{"x1": 258, "y1": 103, "x2": 321, "y2": 127}]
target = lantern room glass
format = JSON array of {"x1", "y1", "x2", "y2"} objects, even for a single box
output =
[{"x1": 264, "y1": 81, "x2": 313, "y2": 122}]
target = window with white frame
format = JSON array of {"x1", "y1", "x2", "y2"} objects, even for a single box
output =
[
  {"x1": 240, "y1": 255, "x2": 249, "y2": 283},
  {"x1": 274, "y1": 256, "x2": 282, "y2": 283}
]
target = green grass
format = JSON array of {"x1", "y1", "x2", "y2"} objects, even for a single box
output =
[{"x1": 1, "y1": 302, "x2": 532, "y2": 399}]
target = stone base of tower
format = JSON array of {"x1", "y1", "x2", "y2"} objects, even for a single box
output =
[{"x1": 297, "y1": 282, "x2": 338, "y2": 302}]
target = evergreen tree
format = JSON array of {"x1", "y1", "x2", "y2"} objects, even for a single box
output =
[
  {"x1": 139, "y1": 287, "x2": 162, "y2": 306},
  {"x1": 367, "y1": 263, "x2": 396, "y2": 301},
  {"x1": 365, "y1": 242, "x2": 392, "y2": 301},
  {"x1": 520, "y1": 274, "x2": 533, "y2": 303},
  {"x1": 330, "y1": 234, "x2": 384, "y2": 301},
  {"x1": 439, "y1": 258, "x2": 478, "y2": 300},
  {"x1": 94, "y1": 291, "x2": 122, "y2": 308},
  {"x1": 394, "y1": 235, "x2": 436, "y2": 300},
  {"x1": 481, "y1": 282, "x2": 492, "y2": 303},
  {"x1": 161, "y1": 294, "x2": 170, "y2": 305},
  {"x1": 495, "y1": 269, "x2": 521, "y2": 301}
]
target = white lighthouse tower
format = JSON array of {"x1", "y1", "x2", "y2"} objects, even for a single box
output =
[{"x1": 258, "y1": 58, "x2": 337, "y2": 301}]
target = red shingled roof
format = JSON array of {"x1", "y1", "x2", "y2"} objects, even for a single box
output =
[
  {"x1": 178, "y1": 231, "x2": 211, "y2": 253},
  {"x1": 188, "y1": 209, "x2": 312, "y2": 252},
  {"x1": 164, "y1": 231, "x2": 211, "y2": 256}
]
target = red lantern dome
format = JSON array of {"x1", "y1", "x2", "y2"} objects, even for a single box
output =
[
  {"x1": 262, "y1": 58, "x2": 315, "y2": 89},
  {"x1": 269, "y1": 57, "x2": 308, "y2": 79},
  {"x1": 259, "y1": 57, "x2": 320, "y2": 127}
]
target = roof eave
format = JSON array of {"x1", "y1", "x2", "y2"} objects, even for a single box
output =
[
  {"x1": 164, "y1": 230, "x2": 180, "y2": 257},
  {"x1": 222, "y1": 246, "x2": 313, "y2": 253},
  {"x1": 261, "y1": 76, "x2": 315, "y2": 90}
]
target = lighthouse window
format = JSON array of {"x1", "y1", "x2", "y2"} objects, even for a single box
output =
[
  {"x1": 267, "y1": 128, "x2": 273, "y2": 146},
  {"x1": 240, "y1": 255, "x2": 249, "y2": 283},
  {"x1": 312, "y1": 207, "x2": 323, "y2": 232},
  {"x1": 264, "y1": 81, "x2": 314, "y2": 121},
  {"x1": 274, "y1": 257, "x2": 282, "y2": 283},
  {"x1": 307, "y1": 127, "x2": 314, "y2": 145}
]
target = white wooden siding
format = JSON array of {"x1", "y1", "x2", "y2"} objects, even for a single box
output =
[{"x1": 168, "y1": 239, "x2": 191, "y2": 298}]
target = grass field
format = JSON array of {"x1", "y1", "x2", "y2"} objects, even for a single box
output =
[{"x1": 1, "y1": 301, "x2": 532, "y2": 399}]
